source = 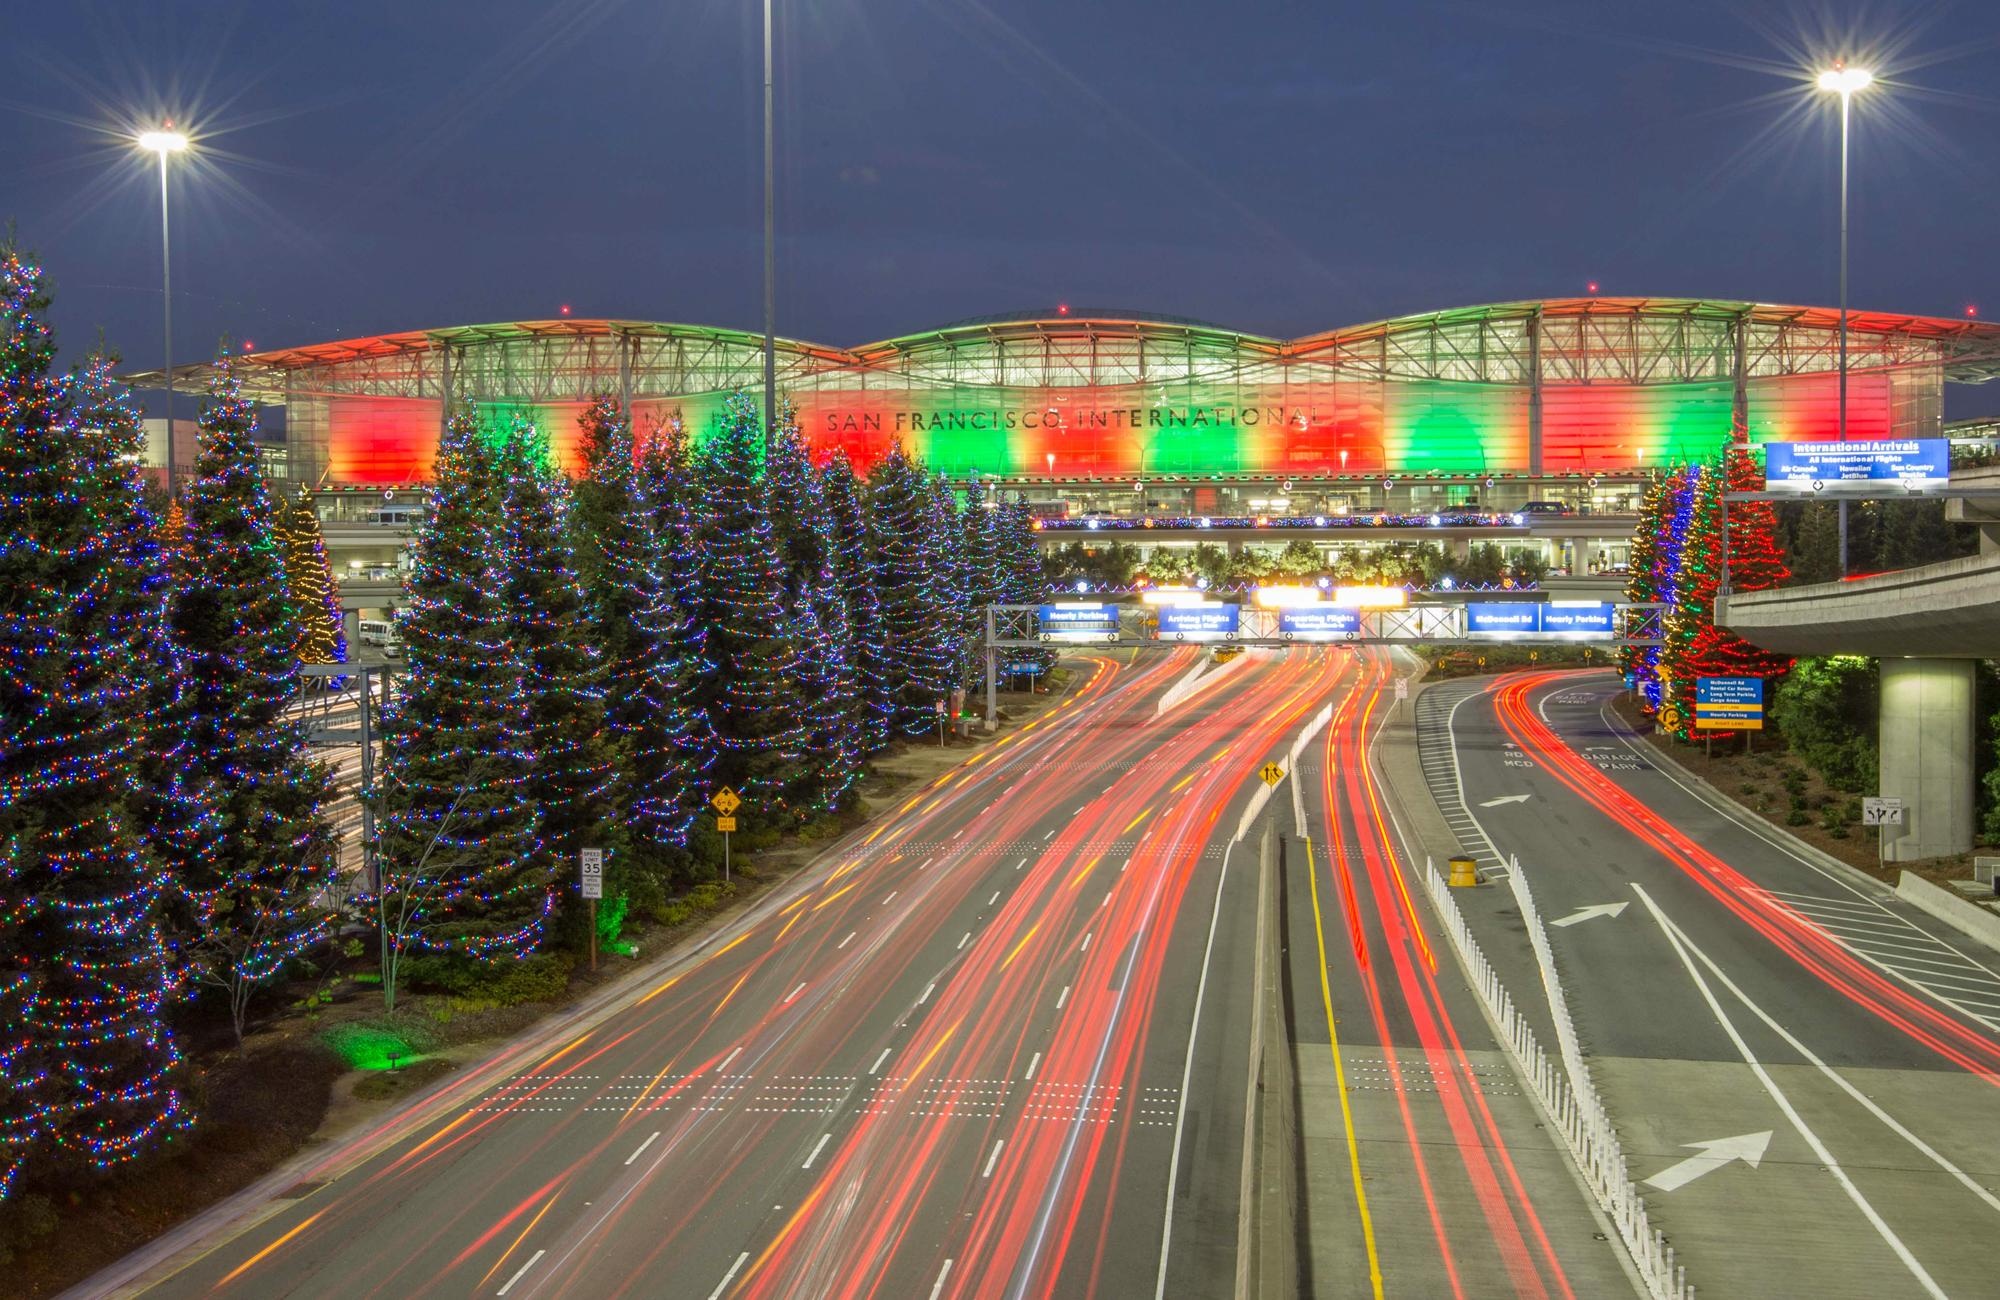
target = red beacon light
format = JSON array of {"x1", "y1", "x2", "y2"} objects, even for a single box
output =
[
  {"x1": 559, "y1": 304, "x2": 572, "y2": 317},
  {"x1": 1968, "y1": 305, "x2": 1980, "y2": 319},
  {"x1": 1586, "y1": 281, "x2": 1600, "y2": 294},
  {"x1": 1056, "y1": 303, "x2": 1070, "y2": 316}
]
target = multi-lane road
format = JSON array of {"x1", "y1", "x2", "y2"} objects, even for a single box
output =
[{"x1": 77, "y1": 654, "x2": 2000, "y2": 1298}]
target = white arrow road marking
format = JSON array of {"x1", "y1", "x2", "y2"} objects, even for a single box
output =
[
  {"x1": 1479, "y1": 794, "x2": 1533, "y2": 807},
  {"x1": 1641, "y1": 1131, "x2": 1773, "y2": 1192},
  {"x1": 1550, "y1": 902, "x2": 1630, "y2": 928}
]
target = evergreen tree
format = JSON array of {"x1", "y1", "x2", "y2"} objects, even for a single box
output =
[
  {"x1": 695, "y1": 393, "x2": 805, "y2": 807},
  {"x1": 166, "y1": 357, "x2": 339, "y2": 1039},
  {"x1": 572, "y1": 398, "x2": 696, "y2": 887},
  {"x1": 377, "y1": 409, "x2": 549, "y2": 963},
  {"x1": 0, "y1": 251, "x2": 185, "y2": 1195},
  {"x1": 636, "y1": 418, "x2": 714, "y2": 829},
  {"x1": 928, "y1": 473, "x2": 968, "y2": 688},
  {"x1": 768, "y1": 426, "x2": 860, "y2": 811},
  {"x1": 1788, "y1": 501, "x2": 1843, "y2": 585},
  {"x1": 277, "y1": 490, "x2": 347, "y2": 665},
  {"x1": 998, "y1": 495, "x2": 1057, "y2": 677},
  {"x1": 1721, "y1": 441, "x2": 1789, "y2": 594},
  {"x1": 499, "y1": 422, "x2": 620, "y2": 942},
  {"x1": 1620, "y1": 471, "x2": 1667, "y2": 684},
  {"x1": 821, "y1": 456, "x2": 892, "y2": 754},
  {"x1": 868, "y1": 445, "x2": 955, "y2": 733},
  {"x1": 958, "y1": 477, "x2": 1004, "y2": 686}
]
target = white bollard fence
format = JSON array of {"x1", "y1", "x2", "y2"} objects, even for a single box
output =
[{"x1": 1421, "y1": 856, "x2": 1694, "y2": 1300}]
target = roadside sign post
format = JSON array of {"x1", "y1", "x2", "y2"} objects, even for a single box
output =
[
  {"x1": 711, "y1": 787, "x2": 741, "y2": 882},
  {"x1": 936, "y1": 699, "x2": 947, "y2": 748},
  {"x1": 1863, "y1": 796, "x2": 1905, "y2": 869},
  {"x1": 580, "y1": 848, "x2": 604, "y2": 971},
  {"x1": 1259, "y1": 761, "x2": 1285, "y2": 788},
  {"x1": 1394, "y1": 676, "x2": 1409, "y2": 721},
  {"x1": 1695, "y1": 677, "x2": 1763, "y2": 761}
]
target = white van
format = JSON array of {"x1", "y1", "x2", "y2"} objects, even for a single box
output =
[{"x1": 357, "y1": 619, "x2": 404, "y2": 657}]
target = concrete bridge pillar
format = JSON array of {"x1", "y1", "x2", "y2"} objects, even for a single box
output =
[
  {"x1": 342, "y1": 607, "x2": 362, "y2": 654},
  {"x1": 1879, "y1": 658, "x2": 1977, "y2": 862}
]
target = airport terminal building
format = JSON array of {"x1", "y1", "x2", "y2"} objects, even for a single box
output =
[{"x1": 136, "y1": 297, "x2": 2000, "y2": 578}]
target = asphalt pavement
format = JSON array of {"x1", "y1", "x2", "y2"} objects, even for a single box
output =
[
  {"x1": 92, "y1": 644, "x2": 1352, "y2": 1300},
  {"x1": 1424, "y1": 668, "x2": 2000, "y2": 1299}
]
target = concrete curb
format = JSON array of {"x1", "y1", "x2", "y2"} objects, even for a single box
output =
[
  {"x1": 1897, "y1": 871, "x2": 2000, "y2": 955},
  {"x1": 1234, "y1": 818, "x2": 1299, "y2": 1300}
]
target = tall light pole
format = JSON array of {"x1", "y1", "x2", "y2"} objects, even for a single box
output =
[
  {"x1": 137, "y1": 127, "x2": 190, "y2": 494},
  {"x1": 1817, "y1": 63, "x2": 1871, "y2": 574},
  {"x1": 762, "y1": 0, "x2": 777, "y2": 458}
]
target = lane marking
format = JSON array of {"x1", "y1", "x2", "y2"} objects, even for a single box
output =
[
  {"x1": 958, "y1": 932, "x2": 971, "y2": 951},
  {"x1": 496, "y1": 1249, "x2": 547, "y2": 1297},
  {"x1": 707, "y1": 1251, "x2": 750, "y2": 1300},
  {"x1": 1080, "y1": 932, "x2": 1092, "y2": 952},
  {"x1": 624, "y1": 1131, "x2": 661, "y2": 1166},
  {"x1": 989, "y1": 890, "x2": 1001, "y2": 906},
  {"x1": 1014, "y1": 858, "x2": 1028, "y2": 870},
  {"x1": 883, "y1": 891, "x2": 897, "y2": 904},
  {"x1": 918, "y1": 981, "x2": 936, "y2": 1005},
  {"x1": 1634, "y1": 884, "x2": 1948, "y2": 1298},
  {"x1": 803, "y1": 1133, "x2": 832, "y2": 1169},
  {"x1": 216, "y1": 1210, "x2": 326, "y2": 1288},
  {"x1": 869, "y1": 1048, "x2": 892, "y2": 1075},
  {"x1": 1026, "y1": 1051, "x2": 1042, "y2": 1080},
  {"x1": 784, "y1": 983, "x2": 807, "y2": 1004},
  {"x1": 1056, "y1": 984, "x2": 1070, "y2": 1010},
  {"x1": 837, "y1": 931, "x2": 855, "y2": 950},
  {"x1": 1044, "y1": 828, "x2": 1056, "y2": 840},
  {"x1": 929, "y1": 1258, "x2": 955, "y2": 1300},
  {"x1": 983, "y1": 1139, "x2": 1005, "y2": 1178},
  {"x1": 720, "y1": 1046, "x2": 743, "y2": 1072}
]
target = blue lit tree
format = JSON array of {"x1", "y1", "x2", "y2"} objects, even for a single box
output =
[
  {"x1": 376, "y1": 409, "x2": 548, "y2": 974},
  {"x1": 695, "y1": 393, "x2": 805, "y2": 808},
  {"x1": 821, "y1": 456, "x2": 892, "y2": 754},
  {"x1": 769, "y1": 424, "x2": 859, "y2": 811},
  {"x1": 636, "y1": 417, "x2": 712, "y2": 844},
  {"x1": 0, "y1": 250, "x2": 185, "y2": 1196},
  {"x1": 868, "y1": 445, "x2": 955, "y2": 733},
  {"x1": 164, "y1": 356, "x2": 340, "y2": 1042}
]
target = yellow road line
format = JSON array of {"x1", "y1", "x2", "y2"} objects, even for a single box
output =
[
  {"x1": 1121, "y1": 806, "x2": 1152, "y2": 834},
  {"x1": 217, "y1": 1211, "x2": 325, "y2": 1288},
  {"x1": 476, "y1": 1189, "x2": 563, "y2": 1289},
  {"x1": 1000, "y1": 922, "x2": 1041, "y2": 970},
  {"x1": 1302, "y1": 835, "x2": 1385, "y2": 1298}
]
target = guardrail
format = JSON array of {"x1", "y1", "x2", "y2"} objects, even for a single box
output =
[{"x1": 1420, "y1": 855, "x2": 1694, "y2": 1300}]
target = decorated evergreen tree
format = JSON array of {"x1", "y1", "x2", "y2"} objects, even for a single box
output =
[
  {"x1": 928, "y1": 473, "x2": 968, "y2": 689},
  {"x1": 1721, "y1": 440, "x2": 1790, "y2": 596},
  {"x1": 767, "y1": 425, "x2": 859, "y2": 811},
  {"x1": 1620, "y1": 471, "x2": 1667, "y2": 683},
  {"x1": 0, "y1": 252, "x2": 186, "y2": 1196},
  {"x1": 695, "y1": 393, "x2": 805, "y2": 807},
  {"x1": 165, "y1": 356, "x2": 340, "y2": 1039},
  {"x1": 571, "y1": 398, "x2": 696, "y2": 889},
  {"x1": 499, "y1": 421, "x2": 619, "y2": 941},
  {"x1": 276, "y1": 490, "x2": 347, "y2": 665},
  {"x1": 998, "y1": 494, "x2": 1056, "y2": 675},
  {"x1": 821, "y1": 455, "x2": 892, "y2": 754},
  {"x1": 958, "y1": 477, "x2": 1004, "y2": 687},
  {"x1": 376, "y1": 409, "x2": 549, "y2": 963},
  {"x1": 1630, "y1": 464, "x2": 1699, "y2": 712},
  {"x1": 868, "y1": 445, "x2": 956, "y2": 733}
]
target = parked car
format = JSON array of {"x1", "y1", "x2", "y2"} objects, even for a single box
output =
[{"x1": 1520, "y1": 501, "x2": 1574, "y2": 517}]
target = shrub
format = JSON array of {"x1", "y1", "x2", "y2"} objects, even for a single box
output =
[
  {"x1": 1770, "y1": 657, "x2": 1878, "y2": 793},
  {"x1": 399, "y1": 952, "x2": 573, "y2": 1006}
]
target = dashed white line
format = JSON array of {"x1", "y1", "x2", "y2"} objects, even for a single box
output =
[
  {"x1": 918, "y1": 981, "x2": 936, "y2": 1006},
  {"x1": 884, "y1": 891, "x2": 898, "y2": 904},
  {"x1": 837, "y1": 931, "x2": 855, "y2": 950},
  {"x1": 707, "y1": 1251, "x2": 751, "y2": 1300},
  {"x1": 719, "y1": 1046, "x2": 743, "y2": 1071},
  {"x1": 983, "y1": 1139, "x2": 1005, "y2": 1178},
  {"x1": 929, "y1": 1258, "x2": 955, "y2": 1300},
  {"x1": 803, "y1": 1133, "x2": 832, "y2": 1169},
  {"x1": 957, "y1": 932, "x2": 971, "y2": 951},
  {"x1": 869, "y1": 1048, "x2": 893, "y2": 1075},
  {"x1": 1101, "y1": 891, "x2": 1113, "y2": 909},
  {"x1": 1044, "y1": 828, "x2": 1056, "y2": 840},
  {"x1": 496, "y1": 1249, "x2": 546, "y2": 1296},
  {"x1": 1056, "y1": 984, "x2": 1071, "y2": 1010},
  {"x1": 1025, "y1": 1051, "x2": 1042, "y2": 1080},
  {"x1": 988, "y1": 890, "x2": 1001, "y2": 906},
  {"x1": 1013, "y1": 858, "x2": 1028, "y2": 871},
  {"x1": 784, "y1": 982, "x2": 807, "y2": 1004},
  {"x1": 624, "y1": 1131, "x2": 661, "y2": 1165}
]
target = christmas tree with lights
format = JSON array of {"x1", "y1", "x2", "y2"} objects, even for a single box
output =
[
  {"x1": 1621, "y1": 471, "x2": 1668, "y2": 686},
  {"x1": 165, "y1": 356, "x2": 340, "y2": 1039},
  {"x1": 572, "y1": 397, "x2": 696, "y2": 884},
  {"x1": 998, "y1": 494, "x2": 1057, "y2": 678},
  {"x1": 277, "y1": 490, "x2": 347, "y2": 666},
  {"x1": 768, "y1": 425, "x2": 859, "y2": 811},
  {"x1": 958, "y1": 476, "x2": 1004, "y2": 685},
  {"x1": 869, "y1": 446, "x2": 956, "y2": 733},
  {"x1": 821, "y1": 455, "x2": 892, "y2": 754},
  {"x1": 928, "y1": 472, "x2": 968, "y2": 686},
  {"x1": 635, "y1": 415, "x2": 713, "y2": 840},
  {"x1": 0, "y1": 251, "x2": 186, "y2": 1196},
  {"x1": 1627, "y1": 464, "x2": 1699, "y2": 712},
  {"x1": 376, "y1": 409, "x2": 550, "y2": 961},
  {"x1": 695, "y1": 393, "x2": 805, "y2": 806},
  {"x1": 499, "y1": 421, "x2": 619, "y2": 941}
]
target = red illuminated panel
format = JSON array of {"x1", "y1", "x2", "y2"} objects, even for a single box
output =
[
  {"x1": 326, "y1": 397, "x2": 444, "y2": 484},
  {"x1": 1745, "y1": 371, "x2": 1892, "y2": 445}
]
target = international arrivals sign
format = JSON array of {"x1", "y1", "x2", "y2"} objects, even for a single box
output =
[{"x1": 1763, "y1": 439, "x2": 1949, "y2": 494}]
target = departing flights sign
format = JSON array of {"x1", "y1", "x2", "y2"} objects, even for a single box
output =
[
  {"x1": 1157, "y1": 603, "x2": 1240, "y2": 639},
  {"x1": 1695, "y1": 676, "x2": 1764, "y2": 731},
  {"x1": 1279, "y1": 607, "x2": 1361, "y2": 639},
  {"x1": 1764, "y1": 439, "x2": 1949, "y2": 493}
]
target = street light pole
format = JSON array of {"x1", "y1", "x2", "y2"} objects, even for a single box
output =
[
  {"x1": 138, "y1": 127, "x2": 189, "y2": 494},
  {"x1": 762, "y1": 0, "x2": 777, "y2": 459},
  {"x1": 1817, "y1": 63, "x2": 1871, "y2": 575}
]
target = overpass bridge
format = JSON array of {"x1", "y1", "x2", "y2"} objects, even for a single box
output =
[{"x1": 1719, "y1": 465, "x2": 2000, "y2": 861}]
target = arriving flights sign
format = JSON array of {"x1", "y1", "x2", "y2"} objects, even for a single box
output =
[
  {"x1": 1695, "y1": 676, "x2": 1764, "y2": 731},
  {"x1": 1158, "y1": 603, "x2": 1239, "y2": 639},
  {"x1": 1763, "y1": 439, "x2": 1949, "y2": 493}
]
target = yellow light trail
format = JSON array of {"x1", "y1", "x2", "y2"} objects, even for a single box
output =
[
  {"x1": 1000, "y1": 922, "x2": 1041, "y2": 970},
  {"x1": 217, "y1": 1211, "x2": 325, "y2": 1288},
  {"x1": 476, "y1": 1190, "x2": 563, "y2": 1289}
]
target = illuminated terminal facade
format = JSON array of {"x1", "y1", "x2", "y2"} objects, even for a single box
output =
[{"x1": 137, "y1": 298, "x2": 2000, "y2": 575}]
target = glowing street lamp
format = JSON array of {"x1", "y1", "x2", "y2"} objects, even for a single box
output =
[
  {"x1": 1816, "y1": 61, "x2": 1873, "y2": 573},
  {"x1": 138, "y1": 127, "x2": 190, "y2": 493}
]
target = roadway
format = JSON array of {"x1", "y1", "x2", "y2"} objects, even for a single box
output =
[
  {"x1": 1425, "y1": 670, "x2": 2000, "y2": 1298},
  {"x1": 113, "y1": 644, "x2": 1347, "y2": 1299}
]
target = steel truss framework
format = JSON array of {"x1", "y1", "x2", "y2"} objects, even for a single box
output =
[{"x1": 977, "y1": 602, "x2": 1665, "y2": 723}]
